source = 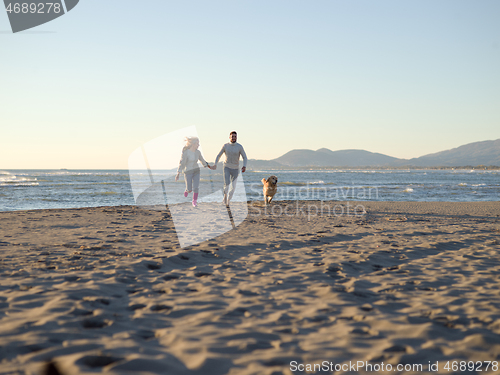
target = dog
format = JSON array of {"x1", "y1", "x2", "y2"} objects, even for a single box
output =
[{"x1": 262, "y1": 175, "x2": 278, "y2": 205}]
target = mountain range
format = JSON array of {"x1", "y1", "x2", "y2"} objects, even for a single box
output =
[{"x1": 247, "y1": 139, "x2": 500, "y2": 168}]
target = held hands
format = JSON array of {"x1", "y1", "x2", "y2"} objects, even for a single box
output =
[{"x1": 210, "y1": 164, "x2": 217, "y2": 170}]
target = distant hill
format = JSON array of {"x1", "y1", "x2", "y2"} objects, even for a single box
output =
[
  {"x1": 246, "y1": 139, "x2": 500, "y2": 168},
  {"x1": 246, "y1": 159, "x2": 284, "y2": 169},
  {"x1": 409, "y1": 139, "x2": 500, "y2": 167},
  {"x1": 272, "y1": 148, "x2": 403, "y2": 167}
]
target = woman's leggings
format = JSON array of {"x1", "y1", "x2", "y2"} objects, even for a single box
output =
[{"x1": 184, "y1": 168, "x2": 201, "y2": 194}]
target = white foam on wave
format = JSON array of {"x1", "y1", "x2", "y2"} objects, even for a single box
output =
[
  {"x1": 0, "y1": 173, "x2": 38, "y2": 187},
  {"x1": 0, "y1": 182, "x2": 39, "y2": 187},
  {"x1": 44, "y1": 171, "x2": 120, "y2": 176}
]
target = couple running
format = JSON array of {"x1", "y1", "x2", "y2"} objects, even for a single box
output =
[{"x1": 175, "y1": 131, "x2": 247, "y2": 207}]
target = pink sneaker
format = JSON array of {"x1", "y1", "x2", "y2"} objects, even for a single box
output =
[
  {"x1": 192, "y1": 193, "x2": 198, "y2": 207},
  {"x1": 184, "y1": 191, "x2": 188, "y2": 198}
]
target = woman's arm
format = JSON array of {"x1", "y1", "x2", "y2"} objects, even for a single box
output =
[
  {"x1": 198, "y1": 151, "x2": 209, "y2": 168},
  {"x1": 176, "y1": 149, "x2": 187, "y2": 179}
]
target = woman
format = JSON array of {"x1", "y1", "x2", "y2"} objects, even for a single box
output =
[{"x1": 175, "y1": 137, "x2": 210, "y2": 207}]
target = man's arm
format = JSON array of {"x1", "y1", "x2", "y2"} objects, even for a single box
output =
[
  {"x1": 213, "y1": 144, "x2": 226, "y2": 169},
  {"x1": 240, "y1": 145, "x2": 247, "y2": 172}
]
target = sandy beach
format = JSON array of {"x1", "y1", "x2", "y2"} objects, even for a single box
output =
[{"x1": 1, "y1": 200, "x2": 500, "y2": 375}]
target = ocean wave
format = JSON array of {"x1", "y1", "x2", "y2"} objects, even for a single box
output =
[
  {"x1": 0, "y1": 182, "x2": 39, "y2": 187},
  {"x1": 279, "y1": 182, "x2": 308, "y2": 186},
  {"x1": 0, "y1": 174, "x2": 39, "y2": 187},
  {"x1": 252, "y1": 169, "x2": 416, "y2": 174},
  {"x1": 33, "y1": 171, "x2": 123, "y2": 177},
  {"x1": 278, "y1": 181, "x2": 337, "y2": 186}
]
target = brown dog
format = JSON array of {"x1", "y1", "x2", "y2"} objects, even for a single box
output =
[{"x1": 262, "y1": 175, "x2": 278, "y2": 205}]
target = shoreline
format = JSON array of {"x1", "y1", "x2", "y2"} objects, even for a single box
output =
[
  {"x1": 1, "y1": 201, "x2": 499, "y2": 374},
  {"x1": 1, "y1": 199, "x2": 500, "y2": 214}
]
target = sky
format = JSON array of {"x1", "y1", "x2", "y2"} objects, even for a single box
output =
[{"x1": 1, "y1": 0, "x2": 499, "y2": 169}]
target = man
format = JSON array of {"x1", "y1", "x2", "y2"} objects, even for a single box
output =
[{"x1": 212, "y1": 131, "x2": 247, "y2": 206}]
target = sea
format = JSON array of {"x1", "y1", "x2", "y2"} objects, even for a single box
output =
[{"x1": 0, "y1": 168, "x2": 499, "y2": 212}]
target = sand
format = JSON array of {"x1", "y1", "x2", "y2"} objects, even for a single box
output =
[{"x1": 0, "y1": 200, "x2": 499, "y2": 375}]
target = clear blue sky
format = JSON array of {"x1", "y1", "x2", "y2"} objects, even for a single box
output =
[{"x1": 1, "y1": 0, "x2": 499, "y2": 169}]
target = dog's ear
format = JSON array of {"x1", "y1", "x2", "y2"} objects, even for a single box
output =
[{"x1": 261, "y1": 178, "x2": 266, "y2": 184}]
